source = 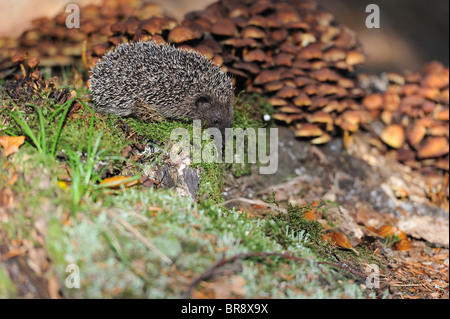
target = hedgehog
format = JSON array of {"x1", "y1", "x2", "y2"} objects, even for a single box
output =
[{"x1": 90, "y1": 41, "x2": 234, "y2": 139}]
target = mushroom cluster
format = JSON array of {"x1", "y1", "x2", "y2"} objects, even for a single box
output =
[
  {"x1": 0, "y1": 0, "x2": 448, "y2": 175},
  {"x1": 2, "y1": 53, "x2": 73, "y2": 106},
  {"x1": 180, "y1": 0, "x2": 367, "y2": 144},
  {"x1": 0, "y1": 0, "x2": 167, "y2": 71},
  {"x1": 360, "y1": 62, "x2": 449, "y2": 173},
  {"x1": 0, "y1": 0, "x2": 368, "y2": 146}
]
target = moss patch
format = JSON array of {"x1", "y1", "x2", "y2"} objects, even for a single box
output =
[{"x1": 0, "y1": 81, "x2": 374, "y2": 298}]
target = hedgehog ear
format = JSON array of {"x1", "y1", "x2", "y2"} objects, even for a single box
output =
[{"x1": 195, "y1": 95, "x2": 211, "y2": 108}]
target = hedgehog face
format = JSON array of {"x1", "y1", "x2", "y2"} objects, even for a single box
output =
[{"x1": 195, "y1": 95, "x2": 234, "y2": 143}]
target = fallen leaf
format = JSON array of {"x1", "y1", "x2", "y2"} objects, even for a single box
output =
[
  {"x1": 48, "y1": 275, "x2": 62, "y2": 299},
  {"x1": 375, "y1": 225, "x2": 412, "y2": 251},
  {"x1": 395, "y1": 239, "x2": 412, "y2": 251},
  {"x1": 9, "y1": 172, "x2": 18, "y2": 185},
  {"x1": 329, "y1": 231, "x2": 353, "y2": 249},
  {"x1": 303, "y1": 209, "x2": 315, "y2": 220},
  {"x1": 321, "y1": 233, "x2": 332, "y2": 242},
  {"x1": 303, "y1": 201, "x2": 321, "y2": 220},
  {"x1": 99, "y1": 176, "x2": 139, "y2": 188},
  {"x1": 376, "y1": 225, "x2": 407, "y2": 241},
  {"x1": 323, "y1": 231, "x2": 360, "y2": 255},
  {"x1": 57, "y1": 180, "x2": 69, "y2": 190},
  {"x1": 0, "y1": 135, "x2": 26, "y2": 156}
]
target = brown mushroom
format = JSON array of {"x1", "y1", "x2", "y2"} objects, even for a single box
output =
[
  {"x1": 274, "y1": 53, "x2": 294, "y2": 67},
  {"x1": 311, "y1": 132, "x2": 332, "y2": 144},
  {"x1": 26, "y1": 56, "x2": 39, "y2": 68},
  {"x1": 323, "y1": 47, "x2": 346, "y2": 63},
  {"x1": 363, "y1": 94, "x2": 383, "y2": 110},
  {"x1": 346, "y1": 50, "x2": 366, "y2": 66},
  {"x1": 243, "y1": 49, "x2": 266, "y2": 63},
  {"x1": 295, "y1": 123, "x2": 323, "y2": 137},
  {"x1": 293, "y1": 92, "x2": 312, "y2": 107},
  {"x1": 272, "y1": 113, "x2": 293, "y2": 124},
  {"x1": 434, "y1": 107, "x2": 449, "y2": 121},
  {"x1": 268, "y1": 97, "x2": 288, "y2": 106},
  {"x1": 247, "y1": 15, "x2": 267, "y2": 28},
  {"x1": 254, "y1": 70, "x2": 281, "y2": 85},
  {"x1": 211, "y1": 18, "x2": 238, "y2": 37},
  {"x1": 11, "y1": 52, "x2": 26, "y2": 64},
  {"x1": 168, "y1": 26, "x2": 202, "y2": 43},
  {"x1": 241, "y1": 26, "x2": 266, "y2": 39},
  {"x1": 195, "y1": 45, "x2": 214, "y2": 60},
  {"x1": 279, "y1": 105, "x2": 302, "y2": 114},
  {"x1": 417, "y1": 137, "x2": 449, "y2": 158},
  {"x1": 380, "y1": 124, "x2": 405, "y2": 149},
  {"x1": 264, "y1": 81, "x2": 284, "y2": 92},
  {"x1": 276, "y1": 87, "x2": 300, "y2": 99}
]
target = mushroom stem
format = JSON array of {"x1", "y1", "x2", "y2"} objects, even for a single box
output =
[
  {"x1": 19, "y1": 63, "x2": 26, "y2": 78},
  {"x1": 81, "y1": 40, "x2": 90, "y2": 71},
  {"x1": 343, "y1": 129, "x2": 352, "y2": 149}
]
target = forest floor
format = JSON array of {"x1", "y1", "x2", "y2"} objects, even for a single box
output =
[{"x1": 0, "y1": 83, "x2": 448, "y2": 299}]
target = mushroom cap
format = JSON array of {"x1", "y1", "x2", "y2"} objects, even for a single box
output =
[
  {"x1": 417, "y1": 137, "x2": 449, "y2": 159},
  {"x1": 380, "y1": 124, "x2": 405, "y2": 149}
]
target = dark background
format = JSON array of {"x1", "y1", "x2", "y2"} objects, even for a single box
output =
[{"x1": 318, "y1": 0, "x2": 449, "y2": 73}]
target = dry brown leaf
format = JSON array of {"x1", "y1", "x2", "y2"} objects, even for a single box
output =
[
  {"x1": 329, "y1": 231, "x2": 353, "y2": 249},
  {"x1": 323, "y1": 231, "x2": 359, "y2": 255},
  {"x1": 100, "y1": 176, "x2": 139, "y2": 188},
  {"x1": 9, "y1": 172, "x2": 18, "y2": 185},
  {"x1": 0, "y1": 135, "x2": 26, "y2": 156},
  {"x1": 321, "y1": 233, "x2": 332, "y2": 242},
  {"x1": 375, "y1": 225, "x2": 412, "y2": 251},
  {"x1": 395, "y1": 239, "x2": 412, "y2": 251},
  {"x1": 302, "y1": 201, "x2": 321, "y2": 220},
  {"x1": 303, "y1": 209, "x2": 315, "y2": 220},
  {"x1": 376, "y1": 225, "x2": 408, "y2": 241},
  {"x1": 48, "y1": 275, "x2": 62, "y2": 299}
]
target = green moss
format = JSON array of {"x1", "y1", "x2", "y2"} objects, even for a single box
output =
[
  {"x1": 384, "y1": 234, "x2": 401, "y2": 247},
  {"x1": 264, "y1": 203, "x2": 325, "y2": 248},
  {"x1": 122, "y1": 117, "x2": 192, "y2": 146},
  {"x1": 0, "y1": 74, "x2": 376, "y2": 298},
  {"x1": 227, "y1": 94, "x2": 275, "y2": 178},
  {"x1": 196, "y1": 162, "x2": 226, "y2": 204},
  {"x1": 60, "y1": 117, "x2": 129, "y2": 157},
  {"x1": 1, "y1": 150, "x2": 368, "y2": 298},
  {"x1": 0, "y1": 89, "x2": 130, "y2": 159},
  {"x1": 0, "y1": 265, "x2": 16, "y2": 298},
  {"x1": 233, "y1": 93, "x2": 274, "y2": 129},
  {"x1": 82, "y1": 92, "x2": 276, "y2": 204}
]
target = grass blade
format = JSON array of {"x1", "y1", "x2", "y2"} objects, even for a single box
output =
[{"x1": 51, "y1": 97, "x2": 75, "y2": 155}]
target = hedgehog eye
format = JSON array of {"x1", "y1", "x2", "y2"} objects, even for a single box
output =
[{"x1": 213, "y1": 119, "x2": 219, "y2": 125}]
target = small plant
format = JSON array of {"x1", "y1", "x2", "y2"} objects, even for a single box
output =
[
  {"x1": 65, "y1": 103, "x2": 141, "y2": 212},
  {"x1": 8, "y1": 97, "x2": 75, "y2": 156},
  {"x1": 65, "y1": 137, "x2": 103, "y2": 212},
  {"x1": 264, "y1": 202, "x2": 325, "y2": 248},
  {"x1": 64, "y1": 105, "x2": 108, "y2": 212},
  {"x1": 384, "y1": 234, "x2": 401, "y2": 247}
]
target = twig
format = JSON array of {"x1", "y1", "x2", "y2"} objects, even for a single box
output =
[
  {"x1": 216, "y1": 197, "x2": 288, "y2": 215},
  {"x1": 108, "y1": 210, "x2": 173, "y2": 265},
  {"x1": 182, "y1": 251, "x2": 366, "y2": 298}
]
